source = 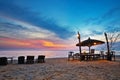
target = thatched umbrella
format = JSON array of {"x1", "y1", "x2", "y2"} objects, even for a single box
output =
[{"x1": 76, "y1": 37, "x2": 105, "y2": 54}]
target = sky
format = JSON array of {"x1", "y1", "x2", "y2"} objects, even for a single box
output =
[{"x1": 0, "y1": 0, "x2": 120, "y2": 51}]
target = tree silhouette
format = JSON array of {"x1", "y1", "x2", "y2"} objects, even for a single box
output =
[{"x1": 107, "y1": 28, "x2": 120, "y2": 51}]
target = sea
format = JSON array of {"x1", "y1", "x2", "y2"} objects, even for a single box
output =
[{"x1": 0, "y1": 50, "x2": 120, "y2": 60}]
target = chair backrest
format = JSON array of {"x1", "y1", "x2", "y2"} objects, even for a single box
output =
[
  {"x1": 18, "y1": 56, "x2": 25, "y2": 64},
  {"x1": 27, "y1": 56, "x2": 34, "y2": 61},
  {"x1": 26, "y1": 56, "x2": 34, "y2": 64},
  {"x1": 68, "y1": 51, "x2": 74, "y2": 57},
  {"x1": 0, "y1": 57, "x2": 8, "y2": 65},
  {"x1": 90, "y1": 49, "x2": 95, "y2": 54},
  {"x1": 100, "y1": 51, "x2": 104, "y2": 55},
  {"x1": 111, "y1": 51, "x2": 115, "y2": 55},
  {"x1": 74, "y1": 53, "x2": 80, "y2": 56},
  {"x1": 38, "y1": 55, "x2": 45, "y2": 60},
  {"x1": 38, "y1": 55, "x2": 45, "y2": 63}
]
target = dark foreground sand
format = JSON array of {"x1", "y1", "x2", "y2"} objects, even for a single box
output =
[{"x1": 0, "y1": 57, "x2": 120, "y2": 80}]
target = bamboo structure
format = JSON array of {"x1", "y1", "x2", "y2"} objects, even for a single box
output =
[{"x1": 104, "y1": 32, "x2": 112, "y2": 61}]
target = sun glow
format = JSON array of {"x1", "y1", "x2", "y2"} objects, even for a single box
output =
[{"x1": 43, "y1": 41, "x2": 66, "y2": 48}]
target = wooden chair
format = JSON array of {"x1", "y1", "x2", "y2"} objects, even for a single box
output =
[
  {"x1": 73, "y1": 53, "x2": 80, "y2": 60},
  {"x1": 90, "y1": 49, "x2": 95, "y2": 54},
  {"x1": 111, "y1": 51, "x2": 115, "y2": 61},
  {"x1": 90, "y1": 49, "x2": 95, "y2": 60},
  {"x1": 26, "y1": 56, "x2": 34, "y2": 64},
  {"x1": 100, "y1": 51, "x2": 105, "y2": 59},
  {"x1": 68, "y1": 51, "x2": 74, "y2": 61},
  {"x1": 18, "y1": 56, "x2": 25, "y2": 64},
  {"x1": 105, "y1": 51, "x2": 115, "y2": 61},
  {"x1": 37, "y1": 55, "x2": 45, "y2": 63},
  {"x1": 0, "y1": 57, "x2": 8, "y2": 65}
]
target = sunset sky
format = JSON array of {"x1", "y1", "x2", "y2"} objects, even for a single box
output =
[{"x1": 0, "y1": 0, "x2": 120, "y2": 51}]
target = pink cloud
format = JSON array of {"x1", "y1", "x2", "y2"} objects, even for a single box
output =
[{"x1": 0, "y1": 37, "x2": 75, "y2": 50}]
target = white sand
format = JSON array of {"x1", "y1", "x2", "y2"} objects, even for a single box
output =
[{"x1": 0, "y1": 58, "x2": 120, "y2": 80}]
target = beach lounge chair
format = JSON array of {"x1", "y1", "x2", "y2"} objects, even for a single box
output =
[
  {"x1": 0, "y1": 57, "x2": 8, "y2": 65},
  {"x1": 26, "y1": 56, "x2": 34, "y2": 64},
  {"x1": 37, "y1": 55, "x2": 45, "y2": 63},
  {"x1": 18, "y1": 56, "x2": 25, "y2": 64},
  {"x1": 68, "y1": 51, "x2": 74, "y2": 61}
]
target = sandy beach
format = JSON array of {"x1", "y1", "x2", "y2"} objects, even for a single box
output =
[{"x1": 0, "y1": 57, "x2": 120, "y2": 80}]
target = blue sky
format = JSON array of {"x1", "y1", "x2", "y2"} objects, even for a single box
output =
[{"x1": 0, "y1": 0, "x2": 120, "y2": 50}]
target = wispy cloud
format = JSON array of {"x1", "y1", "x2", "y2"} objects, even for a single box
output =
[
  {"x1": 84, "y1": 7, "x2": 120, "y2": 34},
  {"x1": 0, "y1": 0, "x2": 74, "y2": 39},
  {"x1": 0, "y1": 22, "x2": 54, "y2": 40}
]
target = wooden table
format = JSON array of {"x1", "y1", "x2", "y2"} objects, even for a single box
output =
[{"x1": 80, "y1": 54, "x2": 100, "y2": 61}]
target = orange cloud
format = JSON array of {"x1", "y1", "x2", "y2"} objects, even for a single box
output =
[
  {"x1": 42, "y1": 41, "x2": 66, "y2": 48},
  {"x1": 27, "y1": 39, "x2": 69, "y2": 50},
  {"x1": 0, "y1": 38, "x2": 72, "y2": 50}
]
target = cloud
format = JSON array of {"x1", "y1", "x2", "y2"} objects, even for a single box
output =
[
  {"x1": 0, "y1": 18, "x2": 75, "y2": 50},
  {"x1": 0, "y1": 0, "x2": 74, "y2": 39},
  {"x1": 0, "y1": 22, "x2": 61, "y2": 40},
  {"x1": 84, "y1": 7, "x2": 120, "y2": 34},
  {"x1": 91, "y1": 30, "x2": 103, "y2": 35},
  {"x1": 97, "y1": 7, "x2": 120, "y2": 26},
  {"x1": 104, "y1": 25, "x2": 120, "y2": 33},
  {"x1": 0, "y1": 37, "x2": 72, "y2": 50},
  {"x1": 101, "y1": 7, "x2": 120, "y2": 20},
  {"x1": 84, "y1": 17, "x2": 98, "y2": 25},
  {"x1": 85, "y1": 7, "x2": 120, "y2": 25},
  {"x1": 0, "y1": 18, "x2": 74, "y2": 50}
]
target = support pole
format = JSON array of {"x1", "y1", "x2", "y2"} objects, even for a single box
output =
[
  {"x1": 104, "y1": 32, "x2": 111, "y2": 61},
  {"x1": 78, "y1": 32, "x2": 81, "y2": 55},
  {"x1": 89, "y1": 46, "x2": 90, "y2": 54}
]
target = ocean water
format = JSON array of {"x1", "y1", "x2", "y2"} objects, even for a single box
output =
[{"x1": 0, "y1": 50, "x2": 120, "y2": 59}]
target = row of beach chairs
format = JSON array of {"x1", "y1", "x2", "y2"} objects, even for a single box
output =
[{"x1": 0, "y1": 55, "x2": 45, "y2": 66}]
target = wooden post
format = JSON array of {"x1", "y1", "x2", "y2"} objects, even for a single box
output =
[
  {"x1": 78, "y1": 32, "x2": 81, "y2": 55},
  {"x1": 104, "y1": 32, "x2": 112, "y2": 61}
]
